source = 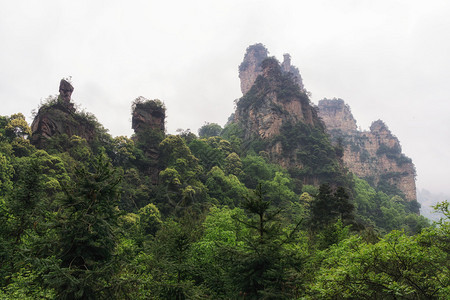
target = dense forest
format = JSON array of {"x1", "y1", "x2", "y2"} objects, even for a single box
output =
[{"x1": 0, "y1": 74, "x2": 448, "y2": 298}]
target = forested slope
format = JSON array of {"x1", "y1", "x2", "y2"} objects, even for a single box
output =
[{"x1": 0, "y1": 48, "x2": 447, "y2": 298}]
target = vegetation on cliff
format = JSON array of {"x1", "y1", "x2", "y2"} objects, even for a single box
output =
[
  {"x1": 0, "y1": 95, "x2": 438, "y2": 298},
  {"x1": 318, "y1": 99, "x2": 417, "y2": 202},
  {"x1": 0, "y1": 48, "x2": 441, "y2": 298},
  {"x1": 31, "y1": 95, "x2": 110, "y2": 153},
  {"x1": 233, "y1": 57, "x2": 346, "y2": 191}
]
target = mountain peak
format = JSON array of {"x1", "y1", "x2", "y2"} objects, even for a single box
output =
[{"x1": 238, "y1": 43, "x2": 304, "y2": 95}]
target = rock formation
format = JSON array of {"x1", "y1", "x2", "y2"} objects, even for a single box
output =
[
  {"x1": 239, "y1": 44, "x2": 304, "y2": 95},
  {"x1": 131, "y1": 97, "x2": 166, "y2": 183},
  {"x1": 58, "y1": 78, "x2": 74, "y2": 106},
  {"x1": 132, "y1": 97, "x2": 165, "y2": 134},
  {"x1": 235, "y1": 57, "x2": 320, "y2": 141},
  {"x1": 317, "y1": 98, "x2": 357, "y2": 134},
  {"x1": 238, "y1": 43, "x2": 268, "y2": 95},
  {"x1": 281, "y1": 54, "x2": 304, "y2": 91},
  {"x1": 318, "y1": 98, "x2": 417, "y2": 201},
  {"x1": 31, "y1": 79, "x2": 96, "y2": 148},
  {"x1": 233, "y1": 45, "x2": 345, "y2": 186}
]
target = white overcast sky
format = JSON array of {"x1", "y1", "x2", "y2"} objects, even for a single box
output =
[{"x1": 1, "y1": 0, "x2": 450, "y2": 196}]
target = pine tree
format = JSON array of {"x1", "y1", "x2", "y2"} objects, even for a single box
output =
[
  {"x1": 228, "y1": 184, "x2": 302, "y2": 299},
  {"x1": 309, "y1": 184, "x2": 354, "y2": 231},
  {"x1": 40, "y1": 154, "x2": 122, "y2": 299}
]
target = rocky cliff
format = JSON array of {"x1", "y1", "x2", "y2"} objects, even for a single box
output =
[
  {"x1": 317, "y1": 99, "x2": 357, "y2": 134},
  {"x1": 239, "y1": 44, "x2": 304, "y2": 95},
  {"x1": 318, "y1": 98, "x2": 417, "y2": 201},
  {"x1": 31, "y1": 79, "x2": 97, "y2": 148},
  {"x1": 239, "y1": 43, "x2": 268, "y2": 95},
  {"x1": 235, "y1": 56, "x2": 320, "y2": 141},
  {"x1": 233, "y1": 45, "x2": 346, "y2": 186},
  {"x1": 280, "y1": 53, "x2": 304, "y2": 91}
]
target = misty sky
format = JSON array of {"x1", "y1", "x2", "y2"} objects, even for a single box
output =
[{"x1": 1, "y1": 0, "x2": 449, "y2": 196}]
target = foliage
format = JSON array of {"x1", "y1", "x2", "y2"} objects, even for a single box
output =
[
  {"x1": 0, "y1": 105, "x2": 439, "y2": 299},
  {"x1": 4, "y1": 113, "x2": 32, "y2": 140},
  {"x1": 188, "y1": 136, "x2": 231, "y2": 172},
  {"x1": 157, "y1": 135, "x2": 207, "y2": 214},
  {"x1": 35, "y1": 95, "x2": 59, "y2": 112},
  {"x1": 138, "y1": 203, "x2": 162, "y2": 236},
  {"x1": 223, "y1": 185, "x2": 304, "y2": 299},
  {"x1": 309, "y1": 184, "x2": 354, "y2": 232},
  {"x1": 224, "y1": 152, "x2": 243, "y2": 177},
  {"x1": 36, "y1": 154, "x2": 123, "y2": 299},
  {"x1": 277, "y1": 120, "x2": 346, "y2": 185},
  {"x1": 148, "y1": 213, "x2": 207, "y2": 299},
  {"x1": 131, "y1": 96, "x2": 165, "y2": 112},
  {"x1": 239, "y1": 154, "x2": 279, "y2": 189},
  {"x1": 190, "y1": 206, "x2": 248, "y2": 297},
  {"x1": 0, "y1": 152, "x2": 13, "y2": 195},
  {"x1": 354, "y1": 175, "x2": 429, "y2": 234},
  {"x1": 220, "y1": 122, "x2": 243, "y2": 154},
  {"x1": 205, "y1": 166, "x2": 248, "y2": 207},
  {"x1": 198, "y1": 122, "x2": 222, "y2": 138},
  {"x1": 376, "y1": 143, "x2": 401, "y2": 158},
  {"x1": 309, "y1": 230, "x2": 449, "y2": 299},
  {"x1": 377, "y1": 143, "x2": 414, "y2": 167}
]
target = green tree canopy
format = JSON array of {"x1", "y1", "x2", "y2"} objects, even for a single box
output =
[{"x1": 198, "y1": 122, "x2": 222, "y2": 138}]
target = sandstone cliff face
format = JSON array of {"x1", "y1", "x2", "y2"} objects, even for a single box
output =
[
  {"x1": 31, "y1": 79, "x2": 96, "y2": 148},
  {"x1": 132, "y1": 96, "x2": 165, "y2": 135},
  {"x1": 239, "y1": 43, "x2": 268, "y2": 95},
  {"x1": 317, "y1": 98, "x2": 357, "y2": 134},
  {"x1": 318, "y1": 99, "x2": 417, "y2": 201},
  {"x1": 235, "y1": 56, "x2": 319, "y2": 141},
  {"x1": 234, "y1": 47, "x2": 344, "y2": 186}
]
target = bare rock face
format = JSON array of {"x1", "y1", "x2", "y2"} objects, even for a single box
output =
[
  {"x1": 239, "y1": 43, "x2": 268, "y2": 95},
  {"x1": 132, "y1": 97, "x2": 165, "y2": 134},
  {"x1": 318, "y1": 98, "x2": 357, "y2": 134},
  {"x1": 318, "y1": 99, "x2": 417, "y2": 201},
  {"x1": 59, "y1": 79, "x2": 74, "y2": 106},
  {"x1": 31, "y1": 79, "x2": 96, "y2": 148}
]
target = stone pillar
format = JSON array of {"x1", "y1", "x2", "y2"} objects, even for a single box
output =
[{"x1": 59, "y1": 79, "x2": 74, "y2": 105}]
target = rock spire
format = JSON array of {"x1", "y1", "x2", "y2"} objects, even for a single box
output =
[{"x1": 238, "y1": 43, "x2": 304, "y2": 95}]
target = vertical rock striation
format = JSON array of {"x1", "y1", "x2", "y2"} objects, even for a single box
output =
[
  {"x1": 235, "y1": 57, "x2": 319, "y2": 141},
  {"x1": 233, "y1": 45, "x2": 346, "y2": 186},
  {"x1": 318, "y1": 98, "x2": 417, "y2": 201},
  {"x1": 317, "y1": 98, "x2": 357, "y2": 134},
  {"x1": 238, "y1": 43, "x2": 268, "y2": 95}
]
